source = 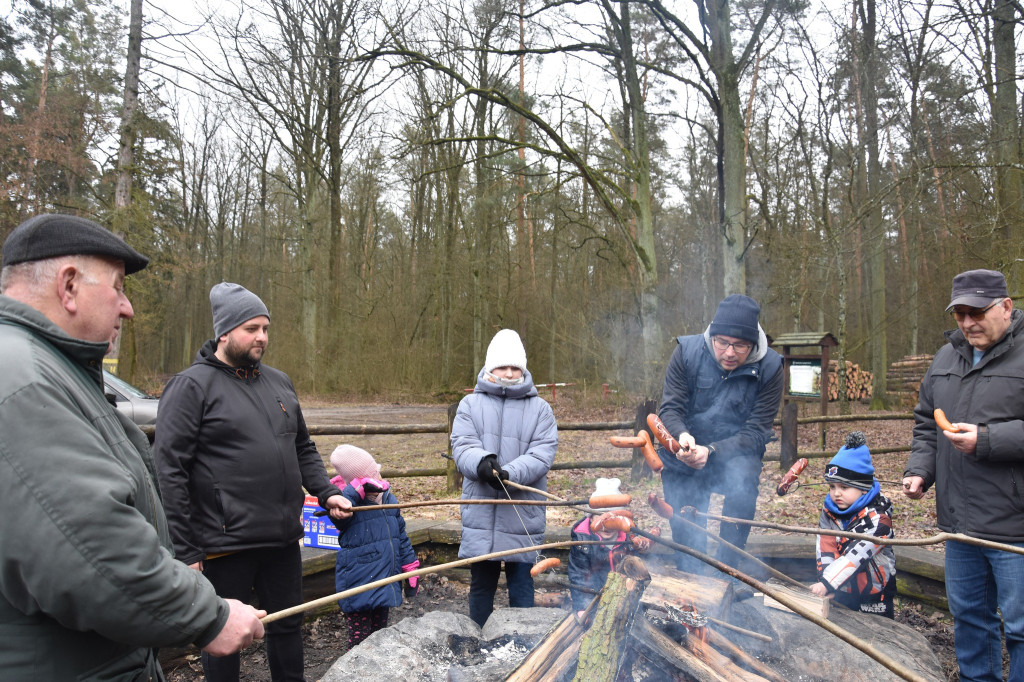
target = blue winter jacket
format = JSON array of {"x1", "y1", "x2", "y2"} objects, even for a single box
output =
[
  {"x1": 332, "y1": 484, "x2": 417, "y2": 612},
  {"x1": 658, "y1": 329, "x2": 783, "y2": 471},
  {"x1": 452, "y1": 368, "x2": 558, "y2": 562}
]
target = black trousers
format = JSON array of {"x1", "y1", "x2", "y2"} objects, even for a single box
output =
[
  {"x1": 200, "y1": 543, "x2": 305, "y2": 682},
  {"x1": 469, "y1": 560, "x2": 534, "y2": 627}
]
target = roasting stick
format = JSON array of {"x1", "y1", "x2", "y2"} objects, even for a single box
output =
[
  {"x1": 630, "y1": 526, "x2": 929, "y2": 682},
  {"x1": 696, "y1": 511, "x2": 1024, "y2": 556},
  {"x1": 501, "y1": 479, "x2": 630, "y2": 516},
  {"x1": 311, "y1": 497, "x2": 590, "y2": 516},
  {"x1": 260, "y1": 540, "x2": 607, "y2": 625},
  {"x1": 646, "y1": 494, "x2": 806, "y2": 591}
]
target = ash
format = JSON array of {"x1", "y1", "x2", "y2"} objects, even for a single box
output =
[{"x1": 320, "y1": 608, "x2": 567, "y2": 682}]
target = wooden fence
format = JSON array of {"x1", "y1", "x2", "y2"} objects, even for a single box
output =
[{"x1": 287, "y1": 400, "x2": 918, "y2": 491}]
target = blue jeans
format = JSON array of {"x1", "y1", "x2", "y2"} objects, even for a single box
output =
[
  {"x1": 946, "y1": 539, "x2": 1024, "y2": 682},
  {"x1": 468, "y1": 560, "x2": 534, "y2": 627},
  {"x1": 661, "y1": 455, "x2": 762, "y2": 574}
]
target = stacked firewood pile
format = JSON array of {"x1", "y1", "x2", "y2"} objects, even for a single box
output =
[
  {"x1": 885, "y1": 355, "x2": 934, "y2": 407},
  {"x1": 825, "y1": 360, "x2": 873, "y2": 402}
]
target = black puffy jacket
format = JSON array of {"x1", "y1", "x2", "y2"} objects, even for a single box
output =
[
  {"x1": 154, "y1": 340, "x2": 341, "y2": 564},
  {"x1": 907, "y1": 309, "x2": 1024, "y2": 542}
]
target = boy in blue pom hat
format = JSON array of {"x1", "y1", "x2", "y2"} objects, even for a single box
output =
[{"x1": 810, "y1": 432, "x2": 897, "y2": 618}]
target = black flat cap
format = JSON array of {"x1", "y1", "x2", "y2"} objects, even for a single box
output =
[
  {"x1": 2, "y1": 214, "x2": 149, "y2": 275},
  {"x1": 946, "y1": 269, "x2": 1008, "y2": 311}
]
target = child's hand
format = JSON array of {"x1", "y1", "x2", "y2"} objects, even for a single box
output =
[{"x1": 809, "y1": 582, "x2": 829, "y2": 597}]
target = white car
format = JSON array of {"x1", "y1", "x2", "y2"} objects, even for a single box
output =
[{"x1": 103, "y1": 370, "x2": 160, "y2": 426}]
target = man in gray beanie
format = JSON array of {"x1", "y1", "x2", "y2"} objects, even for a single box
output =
[
  {"x1": 655, "y1": 294, "x2": 783, "y2": 578},
  {"x1": 155, "y1": 282, "x2": 351, "y2": 682},
  {"x1": 0, "y1": 215, "x2": 265, "y2": 679}
]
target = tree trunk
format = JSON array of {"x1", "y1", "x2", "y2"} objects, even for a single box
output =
[
  {"x1": 993, "y1": 0, "x2": 1023, "y2": 289},
  {"x1": 114, "y1": 0, "x2": 142, "y2": 216}
]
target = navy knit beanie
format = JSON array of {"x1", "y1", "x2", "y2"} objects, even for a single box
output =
[
  {"x1": 825, "y1": 432, "x2": 875, "y2": 490},
  {"x1": 708, "y1": 294, "x2": 760, "y2": 343}
]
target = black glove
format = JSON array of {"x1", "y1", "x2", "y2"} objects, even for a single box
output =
[{"x1": 477, "y1": 454, "x2": 509, "y2": 491}]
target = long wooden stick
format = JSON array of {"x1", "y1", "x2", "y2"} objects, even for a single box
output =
[
  {"x1": 697, "y1": 510, "x2": 1024, "y2": 556},
  {"x1": 631, "y1": 527, "x2": 929, "y2": 682},
  {"x1": 313, "y1": 497, "x2": 589, "y2": 516},
  {"x1": 261, "y1": 540, "x2": 605, "y2": 625},
  {"x1": 652, "y1": 500, "x2": 806, "y2": 591}
]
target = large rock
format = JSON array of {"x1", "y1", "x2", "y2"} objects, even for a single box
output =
[
  {"x1": 729, "y1": 598, "x2": 944, "y2": 681},
  {"x1": 320, "y1": 608, "x2": 567, "y2": 682}
]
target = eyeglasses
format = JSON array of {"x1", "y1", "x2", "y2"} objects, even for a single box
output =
[
  {"x1": 712, "y1": 337, "x2": 754, "y2": 353},
  {"x1": 950, "y1": 299, "x2": 1003, "y2": 322}
]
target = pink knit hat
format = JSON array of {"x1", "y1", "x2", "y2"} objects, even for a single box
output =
[{"x1": 330, "y1": 444, "x2": 381, "y2": 485}]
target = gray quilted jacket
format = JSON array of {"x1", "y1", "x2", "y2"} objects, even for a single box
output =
[{"x1": 451, "y1": 368, "x2": 557, "y2": 562}]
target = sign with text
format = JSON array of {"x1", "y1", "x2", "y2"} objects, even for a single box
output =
[{"x1": 788, "y1": 359, "x2": 822, "y2": 397}]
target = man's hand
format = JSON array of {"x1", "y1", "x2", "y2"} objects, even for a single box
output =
[
  {"x1": 325, "y1": 494, "x2": 352, "y2": 520},
  {"x1": 676, "y1": 444, "x2": 709, "y2": 470},
  {"x1": 189, "y1": 561, "x2": 203, "y2": 571},
  {"x1": 676, "y1": 432, "x2": 697, "y2": 452},
  {"x1": 943, "y1": 423, "x2": 978, "y2": 455},
  {"x1": 203, "y1": 599, "x2": 266, "y2": 657},
  {"x1": 809, "y1": 582, "x2": 829, "y2": 597},
  {"x1": 902, "y1": 476, "x2": 926, "y2": 500}
]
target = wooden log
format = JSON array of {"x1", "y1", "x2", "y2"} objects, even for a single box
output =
[
  {"x1": 506, "y1": 599, "x2": 598, "y2": 681},
  {"x1": 629, "y1": 614, "x2": 769, "y2": 682},
  {"x1": 706, "y1": 628, "x2": 788, "y2": 682},
  {"x1": 641, "y1": 565, "x2": 732, "y2": 619},
  {"x1": 571, "y1": 560, "x2": 649, "y2": 682},
  {"x1": 761, "y1": 580, "x2": 830, "y2": 617}
]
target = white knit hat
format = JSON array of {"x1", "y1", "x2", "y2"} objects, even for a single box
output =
[{"x1": 484, "y1": 329, "x2": 528, "y2": 373}]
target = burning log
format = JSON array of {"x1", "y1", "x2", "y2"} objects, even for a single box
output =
[
  {"x1": 630, "y1": 615, "x2": 771, "y2": 682},
  {"x1": 572, "y1": 556, "x2": 650, "y2": 682},
  {"x1": 505, "y1": 599, "x2": 599, "y2": 681}
]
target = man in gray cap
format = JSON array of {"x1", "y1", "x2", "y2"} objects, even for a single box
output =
[
  {"x1": 904, "y1": 269, "x2": 1024, "y2": 681},
  {"x1": 0, "y1": 214, "x2": 266, "y2": 679},
  {"x1": 155, "y1": 282, "x2": 351, "y2": 682}
]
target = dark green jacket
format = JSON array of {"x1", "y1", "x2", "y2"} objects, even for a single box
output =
[{"x1": 0, "y1": 296, "x2": 227, "y2": 681}]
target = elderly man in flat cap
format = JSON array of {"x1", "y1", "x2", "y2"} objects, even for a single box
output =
[
  {"x1": 155, "y1": 282, "x2": 351, "y2": 682},
  {"x1": 904, "y1": 269, "x2": 1024, "y2": 682},
  {"x1": 0, "y1": 214, "x2": 266, "y2": 680}
]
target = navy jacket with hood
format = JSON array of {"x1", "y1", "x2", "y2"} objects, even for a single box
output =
[
  {"x1": 657, "y1": 328, "x2": 783, "y2": 471},
  {"x1": 332, "y1": 484, "x2": 417, "y2": 612}
]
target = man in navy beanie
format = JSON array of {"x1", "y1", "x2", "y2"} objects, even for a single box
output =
[
  {"x1": 154, "y1": 282, "x2": 352, "y2": 682},
  {"x1": 655, "y1": 294, "x2": 783, "y2": 578}
]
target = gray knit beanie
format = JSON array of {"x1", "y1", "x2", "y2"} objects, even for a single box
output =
[{"x1": 210, "y1": 282, "x2": 270, "y2": 338}]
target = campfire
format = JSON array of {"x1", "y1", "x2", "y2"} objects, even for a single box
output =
[{"x1": 507, "y1": 556, "x2": 790, "y2": 681}]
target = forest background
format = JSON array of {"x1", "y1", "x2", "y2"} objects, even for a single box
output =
[{"x1": 1, "y1": 0, "x2": 1022, "y2": 403}]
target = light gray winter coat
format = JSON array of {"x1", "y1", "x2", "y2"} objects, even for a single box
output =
[{"x1": 452, "y1": 368, "x2": 558, "y2": 562}]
